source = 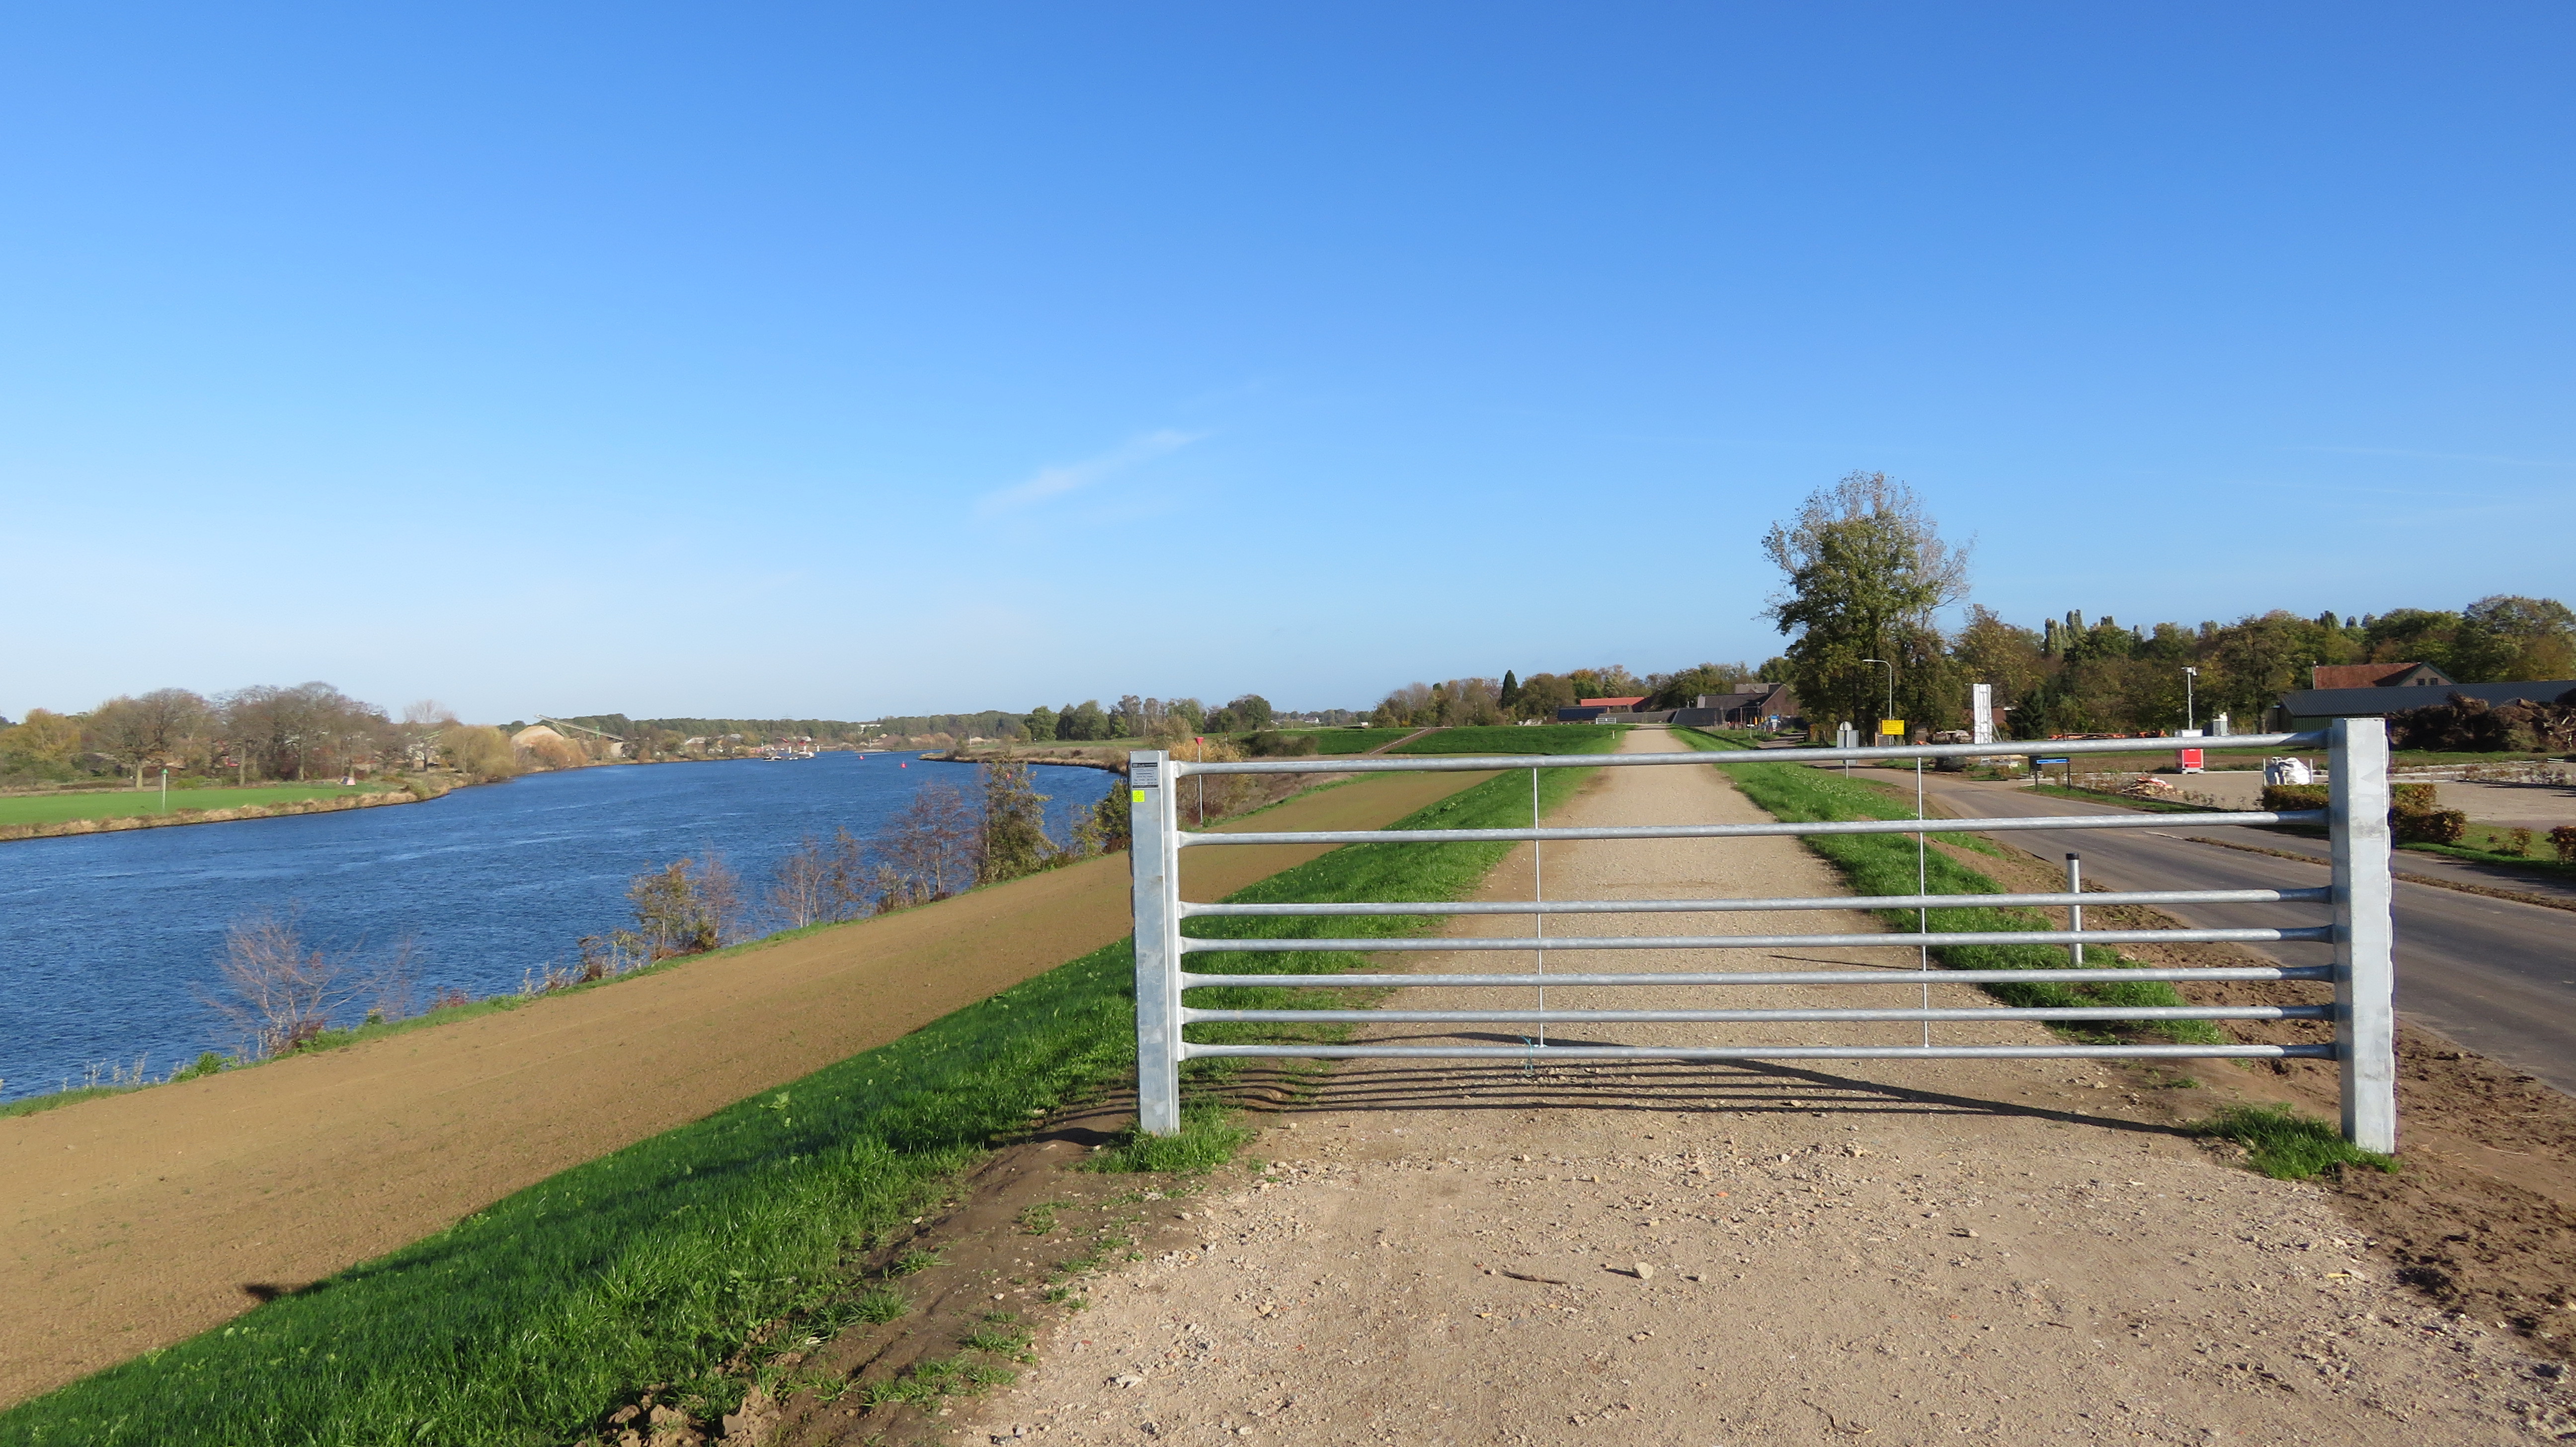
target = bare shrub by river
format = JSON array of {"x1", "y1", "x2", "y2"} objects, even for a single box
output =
[{"x1": 201, "y1": 909, "x2": 417, "y2": 1057}]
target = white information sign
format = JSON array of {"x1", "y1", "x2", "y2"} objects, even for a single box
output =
[{"x1": 1971, "y1": 683, "x2": 1994, "y2": 746}]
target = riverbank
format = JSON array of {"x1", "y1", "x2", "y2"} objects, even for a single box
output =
[
  {"x1": 923, "y1": 744, "x2": 1127, "y2": 771},
  {"x1": 0, "y1": 775, "x2": 467, "y2": 843}
]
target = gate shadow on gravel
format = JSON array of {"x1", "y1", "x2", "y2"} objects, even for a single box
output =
[{"x1": 1264, "y1": 1055, "x2": 2190, "y2": 1140}]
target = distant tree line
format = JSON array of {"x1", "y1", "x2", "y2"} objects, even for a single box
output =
[
  {"x1": 0, "y1": 685, "x2": 522, "y2": 790},
  {"x1": 1364, "y1": 663, "x2": 1776, "y2": 728},
  {"x1": 1976, "y1": 598, "x2": 2575, "y2": 738}
]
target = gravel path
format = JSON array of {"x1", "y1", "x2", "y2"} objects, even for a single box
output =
[{"x1": 952, "y1": 731, "x2": 2571, "y2": 1444}]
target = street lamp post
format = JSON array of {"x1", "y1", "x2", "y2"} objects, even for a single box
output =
[
  {"x1": 1861, "y1": 658, "x2": 1895, "y2": 746},
  {"x1": 2183, "y1": 666, "x2": 2198, "y2": 732}
]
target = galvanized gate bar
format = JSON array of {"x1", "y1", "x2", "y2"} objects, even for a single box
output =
[
  {"x1": 1174, "y1": 808, "x2": 2319, "y2": 847},
  {"x1": 1168, "y1": 731, "x2": 2327, "y2": 775},
  {"x1": 1188, "y1": 1044, "x2": 2337, "y2": 1061},
  {"x1": 1180, "y1": 966, "x2": 2333, "y2": 987},
  {"x1": 1178, "y1": 925, "x2": 2329, "y2": 953},
  {"x1": 1126, "y1": 721, "x2": 2395, "y2": 1148},
  {"x1": 1185, "y1": 1006, "x2": 2331, "y2": 1024},
  {"x1": 1183, "y1": 886, "x2": 2331, "y2": 916}
]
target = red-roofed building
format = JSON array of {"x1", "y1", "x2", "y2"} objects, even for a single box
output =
[
  {"x1": 1577, "y1": 696, "x2": 1647, "y2": 709},
  {"x1": 2310, "y1": 662, "x2": 2452, "y2": 690}
]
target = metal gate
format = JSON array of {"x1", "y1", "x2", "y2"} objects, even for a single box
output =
[{"x1": 1126, "y1": 721, "x2": 2395, "y2": 1151}]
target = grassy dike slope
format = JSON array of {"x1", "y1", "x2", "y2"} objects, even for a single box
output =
[
  {"x1": 0, "y1": 738, "x2": 1615, "y2": 1446},
  {"x1": 0, "y1": 770, "x2": 1478, "y2": 1416}
]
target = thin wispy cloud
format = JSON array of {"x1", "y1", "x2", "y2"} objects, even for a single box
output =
[{"x1": 978, "y1": 428, "x2": 1206, "y2": 515}]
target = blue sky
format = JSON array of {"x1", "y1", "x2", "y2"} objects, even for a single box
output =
[{"x1": 3, "y1": 4, "x2": 2568, "y2": 722}]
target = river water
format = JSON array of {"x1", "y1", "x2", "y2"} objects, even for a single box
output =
[{"x1": 0, "y1": 754, "x2": 1115, "y2": 1100}]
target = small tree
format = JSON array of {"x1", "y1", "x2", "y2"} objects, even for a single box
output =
[
  {"x1": 206, "y1": 908, "x2": 415, "y2": 1056},
  {"x1": 872, "y1": 782, "x2": 983, "y2": 904},
  {"x1": 399, "y1": 701, "x2": 457, "y2": 770},
  {"x1": 1071, "y1": 776, "x2": 1132, "y2": 856},
  {"x1": 439, "y1": 724, "x2": 520, "y2": 781},
  {"x1": 614, "y1": 854, "x2": 744, "y2": 962},
  {"x1": 768, "y1": 836, "x2": 833, "y2": 930},
  {"x1": 979, "y1": 754, "x2": 1056, "y2": 884}
]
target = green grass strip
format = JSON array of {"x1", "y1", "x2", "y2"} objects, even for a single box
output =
[
  {"x1": 1389, "y1": 724, "x2": 1621, "y2": 755},
  {"x1": 1666, "y1": 729, "x2": 2220, "y2": 1043},
  {"x1": 0, "y1": 782, "x2": 399, "y2": 827},
  {"x1": 1304, "y1": 727, "x2": 1422, "y2": 755},
  {"x1": 0, "y1": 740, "x2": 1613, "y2": 1447},
  {"x1": 2192, "y1": 1104, "x2": 2397, "y2": 1180}
]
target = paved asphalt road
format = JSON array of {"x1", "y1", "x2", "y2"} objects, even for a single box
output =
[{"x1": 1848, "y1": 768, "x2": 2576, "y2": 1096}]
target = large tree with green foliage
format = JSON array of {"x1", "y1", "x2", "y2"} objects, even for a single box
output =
[
  {"x1": 1760, "y1": 472, "x2": 1969, "y2": 735},
  {"x1": 2455, "y1": 595, "x2": 2576, "y2": 682}
]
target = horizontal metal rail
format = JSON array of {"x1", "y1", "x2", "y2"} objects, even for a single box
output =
[
  {"x1": 1183, "y1": 1005, "x2": 2331, "y2": 1024},
  {"x1": 1176, "y1": 808, "x2": 2320, "y2": 847},
  {"x1": 1180, "y1": 886, "x2": 2331, "y2": 917},
  {"x1": 1178, "y1": 925, "x2": 2330, "y2": 953},
  {"x1": 1178, "y1": 965, "x2": 2333, "y2": 988},
  {"x1": 1169, "y1": 730, "x2": 2324, "y2": 776},
  {"x1": 1182, "y1": 1043, "x2": 2336, "y2": 1061}
]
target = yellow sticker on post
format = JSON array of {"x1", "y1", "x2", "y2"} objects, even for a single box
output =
[{"x1": 1131, "y1": 789, "x2": 1147, "y2": 803}]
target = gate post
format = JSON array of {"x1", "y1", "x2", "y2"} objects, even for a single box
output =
[
  {"x1": 2329, "y1": 718, "x2": 2397, "y2": 1153},
  {"x1": 1129, "y1": 750, "x2": 1184, "y2": 1135}
]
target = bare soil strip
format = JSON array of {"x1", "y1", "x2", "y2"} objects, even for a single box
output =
[
  {"x1": 931, "y1": 731, "x2": 2570, "y2": 1445},
  {"x1": 0, "y1": 770, "x2": 1488, "y2": 1409}
]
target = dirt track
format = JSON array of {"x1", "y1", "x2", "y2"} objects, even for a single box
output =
[
  {"x1": 947, "y1": 731, "x2": 2572, "y2": 1444},
  {"x1": 0, "y1": 770, "x2": 1489, "y2": 1408}
]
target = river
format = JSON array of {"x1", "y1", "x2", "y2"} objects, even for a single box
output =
[{"x1": 0, "y1": 753, "x2": 1115, "y2": 1100}]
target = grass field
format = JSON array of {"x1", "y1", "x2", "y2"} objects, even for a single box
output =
[
  {"x1": 1390, "y1": 724, "x2": 1621, "y2": 755},
  {"x1": 0, "y1": 742, "x2": 1614, "y2": 1447},
  {"x1": 2401, "y1": 834, "x2": 2576, "y2": 876},
  {"x1": 1671, "y1": 728, "x2": 2218, "y2": 1039},
  {"x1": 0, "y1": 782, "x2": 397, "y2": 827},
  {"x1": 1305, "y1": 727, "x2": 1423, "y2": 754}
]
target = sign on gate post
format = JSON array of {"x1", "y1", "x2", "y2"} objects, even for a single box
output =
[
  {"x1": 1971, "y1": 683, "x2": 1994, "y2": 746},
  {"x1": 2179, "y1": 728, "x2": 2205, "y2": 774}
]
